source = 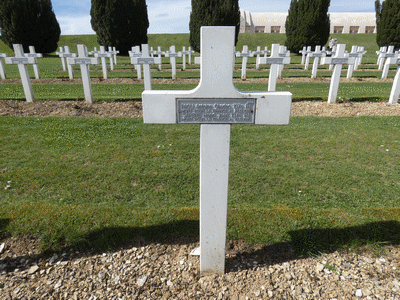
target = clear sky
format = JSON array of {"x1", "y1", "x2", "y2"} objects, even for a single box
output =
[{"x1": 53, "y1": 0, "x2": 376, "y2": 35}]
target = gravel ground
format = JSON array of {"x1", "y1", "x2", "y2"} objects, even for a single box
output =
[{"x1": 1, "y1": 98, "x2": 400, "y2": 299}]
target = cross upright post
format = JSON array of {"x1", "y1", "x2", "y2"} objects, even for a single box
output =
[
  {"x1": 181, "y1": 46, "x2": 191, "y2": 71},
  {"x1": 67, "y1": 44, "x2": 99, "y2": 103},
  {"x1": 0, "y1": 53, "x2": 7, "y2": 79},
  {"x1": 304, "y1": 46, "x2": 313, "y2": 69},
  {"x1": 321, "y1": 44, "x2": 356, "y2": 103},
  {"x1": 142, "y1": 26, "x2": 292, "y2": 275},
  {"x1": 258, "y1": 43, "x2": 291, "y2": 91},
  {"x1": 188, "y1": 47, "x2": 195, "y2": 64},
  {"x1": 4, "y1": 44, "x2": 36, "y2": 102},
  {"x1": 130, "y1": 44, "x2": 161, "y2": 90}
]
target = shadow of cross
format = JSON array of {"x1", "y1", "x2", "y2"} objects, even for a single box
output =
[{"x1": 142, "y1": 26, "x2": 292, "y2": 276}]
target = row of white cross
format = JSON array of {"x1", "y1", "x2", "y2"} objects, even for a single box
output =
[{"x1": 3, "y1": 42, "x2": 400, "y2": 104}]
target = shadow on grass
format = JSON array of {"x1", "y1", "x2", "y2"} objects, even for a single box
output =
[{"x1": 0, "y1": 219, "x2": 10, "y2": 240}]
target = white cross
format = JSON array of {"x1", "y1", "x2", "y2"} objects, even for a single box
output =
[
  {"x1": 387, "y1": 57, "x2": 400, "y2": 104},
  {"x1": 321, "y1": 44, "x2": 356, "y2": 103},
  {"x1": 303, "y1": 46, "x2": 312, "y2": 68},
  {"x1": 130, "y1": 46, "x2": 143, "y2": 79},
  {"x1": 153, "y1": 46, "x2": 165, "y2": 71},
  {"x1": 258, "y1": 44, "x2": 291, "y2": 91},
  {"x1": 277, "y1": 46, "x2": 290, "y2": 78},
  {"x1": 4, "y1": 44, "x2": 36, "y2": 102},
  {"x1": 25, "y1": 46, "x2": 42, "y2": 80},
  {"x1": 252, "y1": 46, "x2": 264, "y2": 70},
  {"x1": 142, "y1": 26, "x2": 292, "y2": 275},
  {"x1": 309, "y1": 45, "x2": 326, "y2": 78},
  {"x1": 165, "y1": 46, "x2": 182, "y2": 80},
  {"x1": 188, "y1": 47, "x2": 195, "y2": 64},
  {"x1": 0, "y1": 53, "x2": 7, "y2": 79},
  {"x1": 130, "y1": 44, "x2": 161, "y2": 90},
  {"x1": 67, "y1": 44, "x2": 98, "y2": 103},
  {"x1": 108, "y1": 46, "x2": 119, "y2": 67},
  {"x1": 354, "y1": 46, "x2": 367, "y2": 70},
  {"x1": 236, "y1": 45, "x2": 254, "y2": 80},
  {"x1": 378, "y1": 46, "x2": 395, "y2": 70},
  {"x1": 62, "y1": 46, "x2": 77, "y2": 79},
  {"x1": 346, "y1": 45, "x2": 360, "y2": 79},
  {"x1": 94, "y1": 46, "x2": 111, "y2": 79},
  {"x1": 56, "y1": 47, "x2": 67, "y2": 71},
  {"x1": 181, "y1": 46, "x2": 191, "y2": 71},
  {"x1": 376, "y1": 46, "x2": 388, "y2": 68},
  {"x1": 382, "y1": 48, "x2": 400, "y2": 79}
]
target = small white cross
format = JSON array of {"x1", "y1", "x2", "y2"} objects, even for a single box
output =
[
  {"x1": 346, "y1": 45, "x2": 360, "y2": 79},
  {"x1": 321, "y1": 44, "x2": 356, "y2": 103},
  {"x1": 309, "y1": 46, "x2": 326, "y2": 78},
  {"x1": 303, "y1": 46, "x2": 313, "y2": 68},
  {"x1": 62, "y1": 46, "x2": 77, "y2": 79},
  {"x1": 67, "y1": 44, "x2": 98, "y2": 103},
  {"x1": 165, "y1": 46, "x2": 182, "y2": 80},
  {"x1": 180, "y1": 46, "x2": 191, "y2": 71},
  {"x1": 130, "y1": 46, "x2": 143, "y2": 79},
  {"x1": 56, "y1": 47, "x2": 67, "y2": 71},
  {"x1": 258, "y1": 44, "x2": 291, "y2": 91},
  {"x1": 236, "y1": 45, "x2": 254, "y2": 80},
  {"x1": 252, "y1": 46, "x2": 264, "y2": 70},
  {"x1": 4, "y1": 44, "x2": 37, "y2": 102},
  {"x1": 354, "y1": 46, "x2": 367, "y2": 70},
  {"x1": 142, "y1": 26, "x2": 292, "y2": 275},
  {"x1": 153, "y1": 46, "x2": 165, "y2": 71},
  {"x1": 108, "y1": 46, "x2": 118, "y2": 67},
  {"x1": 25, "y1": 46, "x2": 42, "y2": 80},
  {"x1": 130, "y1": 44, "x2": 161, "y2": 90},
  {"x1": 94, "y1": 46, "x2": 111, "y2": 79},
  {"x1": 382, "y1": 47, "x2": 400, "y2": 79}
]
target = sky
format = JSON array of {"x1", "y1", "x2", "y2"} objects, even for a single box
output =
[{"x1": 53, "y1": 0, "x2": 376, "y2": 35}]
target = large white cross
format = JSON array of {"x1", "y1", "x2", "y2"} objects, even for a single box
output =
[
  {"x1": 321, "y1": 44, "x2": 356, "y2": 103},
  {"x1": 258, "y1": 44, "x2": 291, "y2": 91},
  {"x1": 4, "y1": 44, "x2": 37, "y2": 102},
  {"x1": 130, "y1": 44, "x2": 161, "y2": 90},
  {"x1": 142, "y1": 26, "x2": 292, "y2": 275},
  {"x1": 0, "y1": 53, "x2": 7, "y2": 79},
  {"x1": 67, "y1": 44, "x2": 98, "y2": 103}
]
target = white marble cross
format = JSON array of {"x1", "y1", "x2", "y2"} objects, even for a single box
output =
[
  {"x1": 303, "y1": 46, "x2": 313, "y2": 68},
  {"x1": 387, "y1": 57, "x2": 400, "y2": 104},
  {"x1": 236, "y1": 45, "x2": 254, "y2": 80},
  {"x1": 308, "y1": 46, "x2": 325, "y2": 78},
  {"x1": 252, "y1": 46, "x2": 264, "y2": 70},
  {"x1": 299, "y1": 46, "x2": 308, "y2": 65},
  {"x1": 321, "y1": 44, "x2": 356, "y2": 103},
  {"x1": 108, "y1": 46, "x2": 119, "y2": 67},
  {"x1": 94, "y1": 46, "x2": 111, "y2": 79},
  {"x1": 378, "y1": 46, "x2": 393, "y2": 70},
  {"x1": 346, "y1": 46, "x2": 360, "y2": 79},
  {"x1": 165, "y1": 46, "x2": 182, "y2": 80},
  {"x1": 63, "y1": 46, "x2": 77, "y2": 79},
  {"x1": 130, "y1": 44, "x2": 161, "y2": 90},
  {"x1": 258, "y1": 44, "x2": 291, "y2": 91},
  {"x1": 153, "y1": 47, "x2": 165, "y2": 71},
  {"x1": 56, "y1": 47, "x2": 67, "y2": 71},
  {"x1": 142, "y1": 26, "x2": 292, "y2": 275},
  {"x1": 188, "y1": 47, "x2": 195, "y2": 64},
  {"x1": 25, "y1": 46, "x2": 42, "y2": 80},
  {"x1": 67, "y1": 44, "x2": 98, "y2": 103},
  {"x1": 0, "y1": 53, "x2": 7, "y2": 79},
  {"x1": 4, "y1": 44, "x2": 37, "y2": 102},
  {"x1": 130, "y1": 46, "x2": 143, "y2": 79},
  {"x1": 354, "y1": 46, "x2": 367, "y2": 70},
  {"x1": 382, "y1": 48, "x2": 400, "y2": 79},
  {"x1": 181, "y1": 46, "x2": 190, "y2": 71}
]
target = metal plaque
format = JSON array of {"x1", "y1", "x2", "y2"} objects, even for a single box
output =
[
  {"x1": 177, "y1": 98, "x2": 256, "y2": 124},
  {"x1": 331, "y1": 58, "x2": 349, "y2": 65},
  {"x1": 74, "y1": 58, "x2": 92, "y2": 64},
  {"x1": 137, "y1": 58, "x2": 155, "y2": 64},
  {"x1": 266, "y1": 58, "x2": 283, "y2": 64},
  {"x1": 10, "y1": 58, "x2": 28, "y2": 64}
]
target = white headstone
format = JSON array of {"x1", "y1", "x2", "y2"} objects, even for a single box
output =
[
  {"x1": 181, "y1": 46, "x2": 190, "y2": 71},
  {"x1": 235, "y1": 45, "x2": 254, "y2": 80},
  {"x1": 142, "y1": 26, "x2": 292, "y2": 275},
  {"x1": 252, "y1": 46, "x2": 264, "y2": 70},
  {"x1": 165, "y1": 46, "x2": 182, "y2": 80},
  {"x1": 346, "y1": 45, "x2": 360, "y2": 79},
  {"x1": 67, "y1": 44, "x2": 99, "y2": 103},
  {"x1": 387, "y1": 57, "x2": 400, "y2": 104},
  {"x1": 0, "y1": 53, "x2": 7, "y2": 79},
  {"x1": 382, "y1": 48, "x2": 400, "y2": 79},
  {"x1": 4, "y1": 44, "x2": 36, "y2": 102},
  {"x1": 26, "y1": 46, "x2": 42, "y2": 80},
  {"x1": 130, "y1": 44, "x2": 162, "y2": 90},
  {"x1": 153, "y1": 47, "x2": 164, "y2": 71},
  {"x1": 258, "y1": 44, "x2": 291, "y2": 91},
  {"x1": 354, "y1": 46, "x2": 367, "y2": 70},
  {"x1": 309, "y1": 46, "x2": 326, "y2": 78},
  {"x1": 303, "y1": 46, "x2": 313, "y2": 69},
  {"x1": 63, "y1": 46, "x2": 77, "y2": 79},
  {"x1": 321, "y1": 44, "x2": 356, "y2": 103}
]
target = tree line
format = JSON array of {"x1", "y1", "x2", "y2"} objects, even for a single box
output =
[{"x1": 0, "y1": 0, "x2": 399, "y2": 55}]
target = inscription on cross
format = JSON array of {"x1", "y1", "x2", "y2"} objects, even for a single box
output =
[
  {"x1": 142, "y1": 26, "x2": 292, "y2": 275},
  {"x1": 4, "y1": 44, "x2": 37, "y2": 102}
]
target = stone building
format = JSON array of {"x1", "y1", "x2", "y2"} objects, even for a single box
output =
[{"x1": 240, "y1": 10, "x2": 377, "y2": 34}]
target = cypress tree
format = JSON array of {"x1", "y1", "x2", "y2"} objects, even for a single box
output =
[
  {"x1": 91, "y1": 0, "x2": 149, "y2": 56},
  {"x1": 376, "y1": 0, "x2": 400, "y2": 48},
  {"x1": 285, "y1": 0, "x2": 330, "y2": 53},
  {"x1": 0, "y1": 0, "x2": 60, "y2": 53},
  {"x1": 189, "y1": 0, "x2": 240, "y2": 53}
]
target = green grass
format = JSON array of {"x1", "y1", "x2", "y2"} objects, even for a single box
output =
[{"x1": 1, "y1": 116, "x2": 400, "y2": 254}]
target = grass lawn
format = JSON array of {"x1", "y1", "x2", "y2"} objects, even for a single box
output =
[{"x1": 1, "y1": 116, "x2": 400, "y2": 255}]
